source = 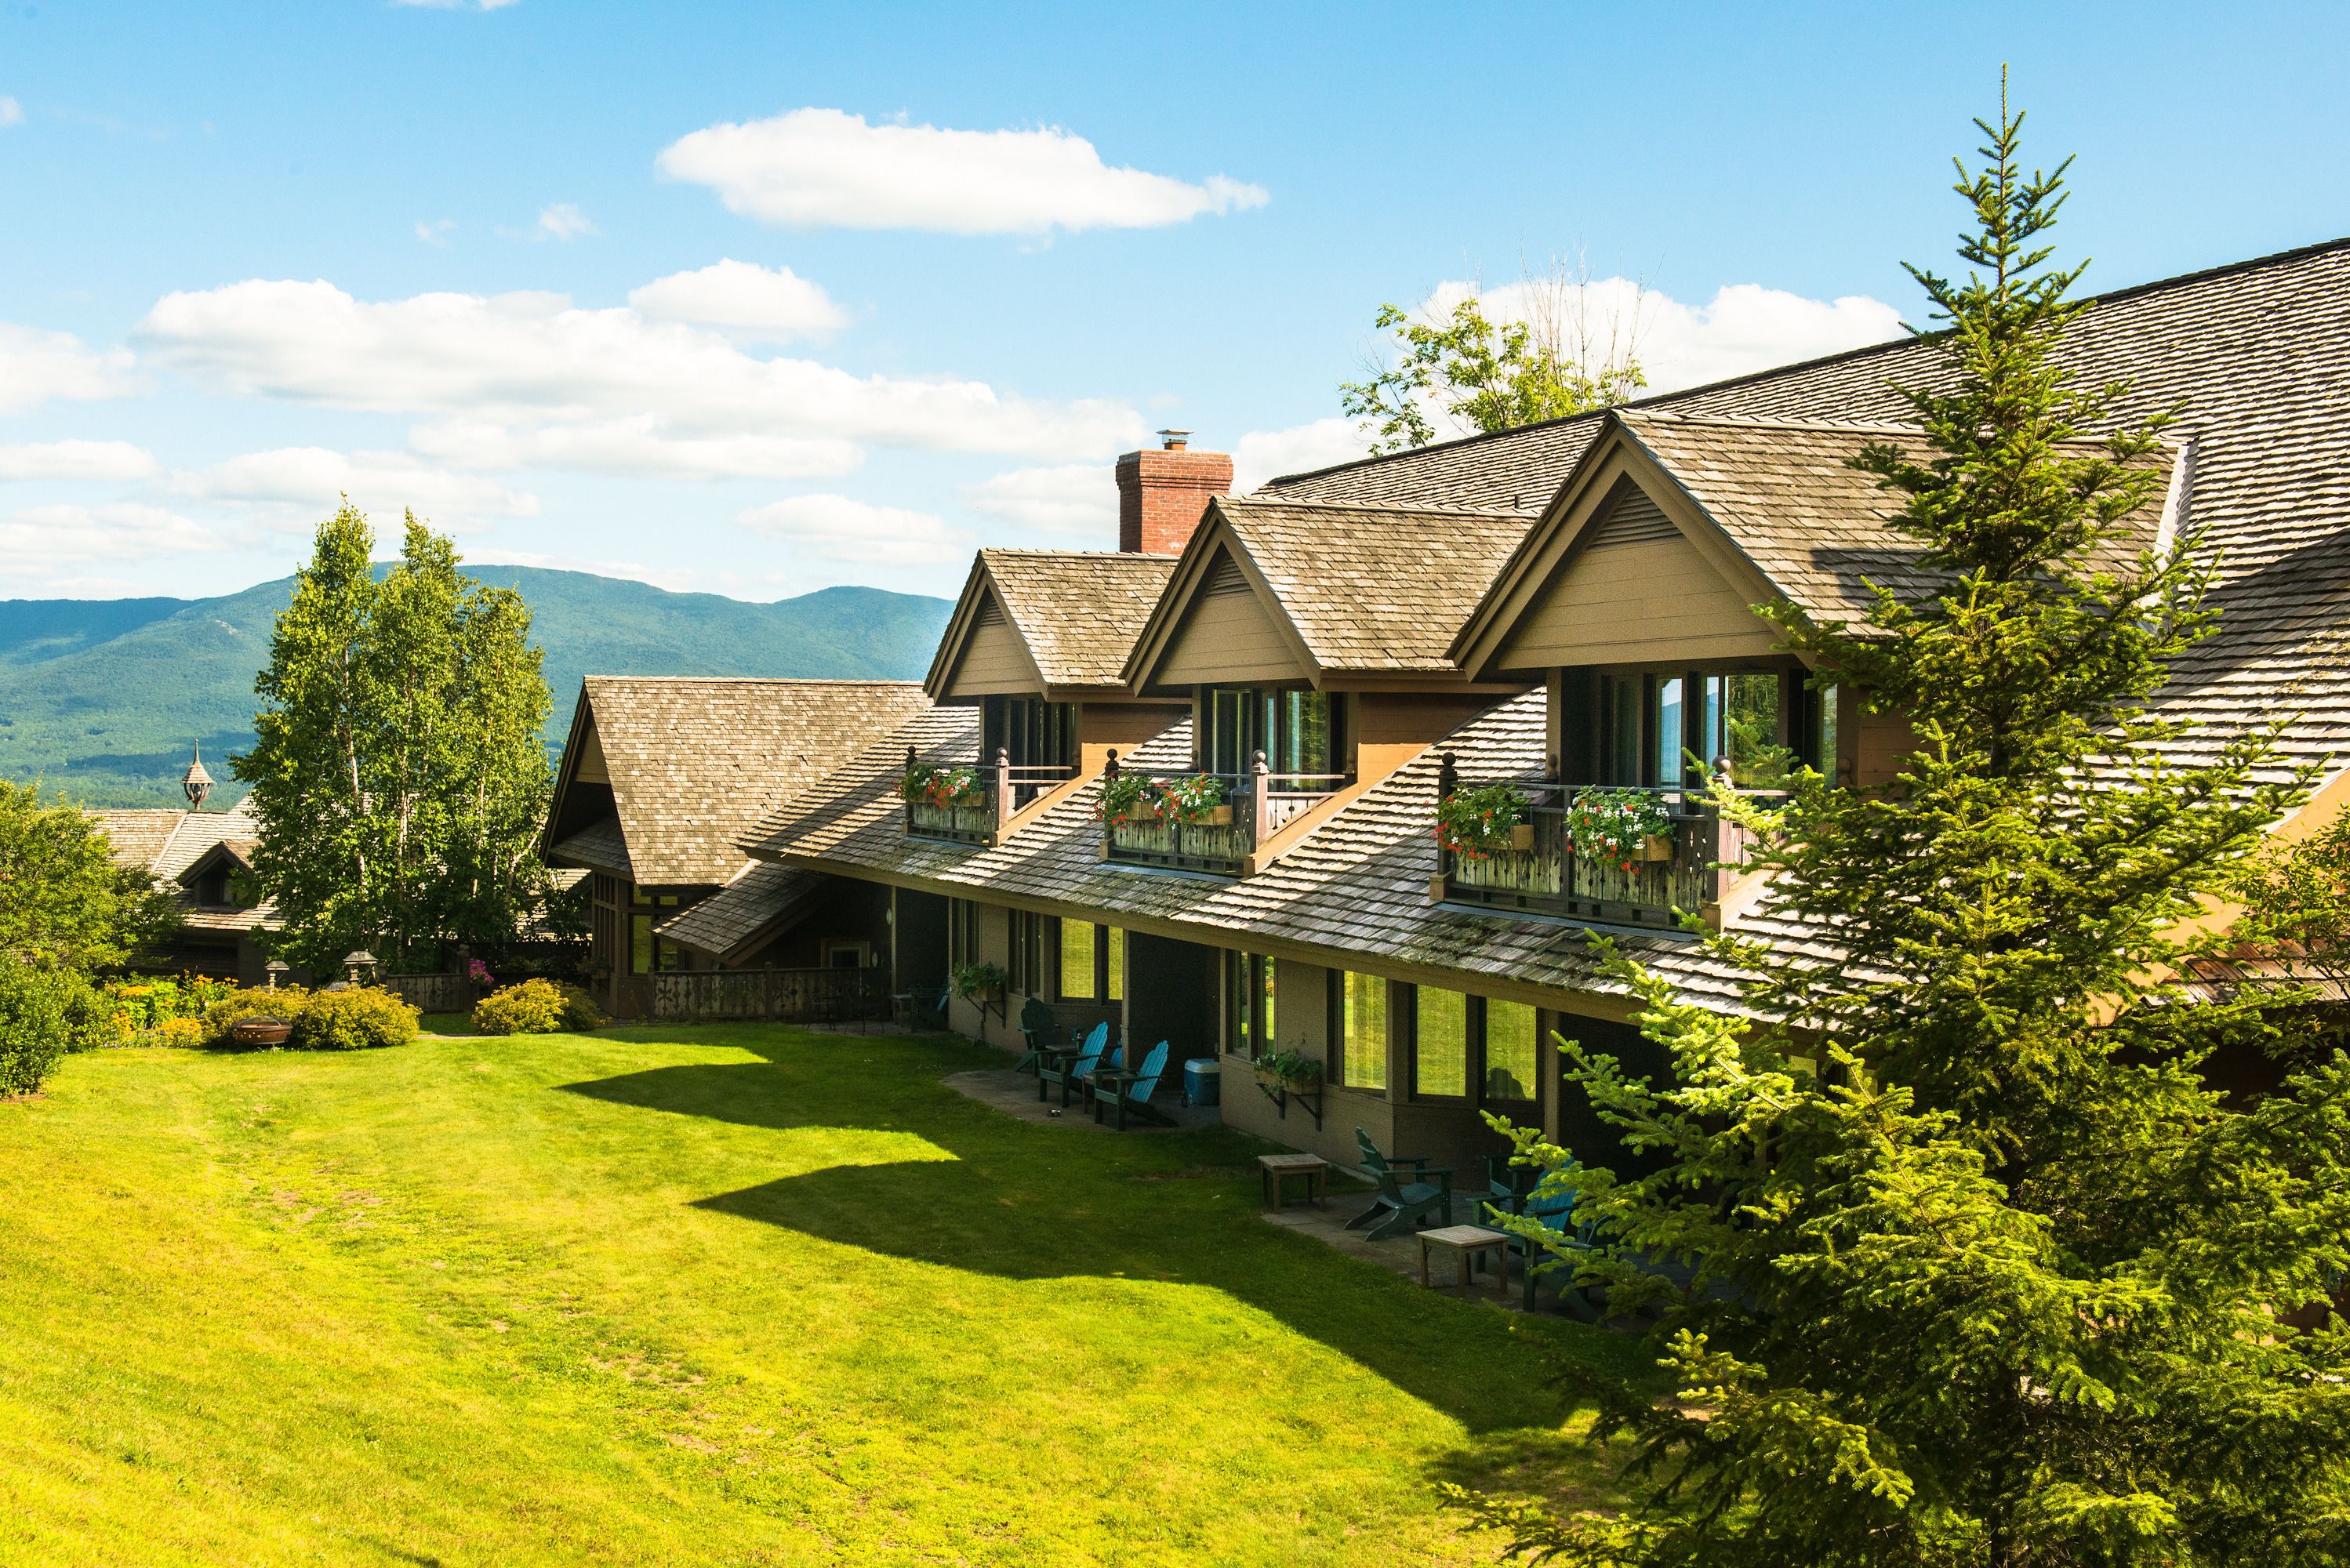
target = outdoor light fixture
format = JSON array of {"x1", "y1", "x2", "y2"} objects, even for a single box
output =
[
  {"x1": 265, "y1": 960, "x2": 289, "y2": 989},
  {"x1": 343, "y1": 950, "x2": 376, "y2": 983}
]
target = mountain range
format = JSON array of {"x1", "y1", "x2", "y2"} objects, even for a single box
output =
[{"x1": 0, "y1": 568, "x2": 954, "y2": 807}]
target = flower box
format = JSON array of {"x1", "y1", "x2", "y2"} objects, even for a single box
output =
[
  {"x1": 1509, "y1": 822, "x2": 1535, "y2": 850},
  {"x1": 1203, "y1": 804, "x2": 1234, "y2": 826},
  {"x1": 1638, "y1": 833, "x2": 1675, "y2": 862}
]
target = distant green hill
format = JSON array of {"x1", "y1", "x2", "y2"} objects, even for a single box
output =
[{"x1": 0, "y1": 568, "x2": 953, "y2": 807}]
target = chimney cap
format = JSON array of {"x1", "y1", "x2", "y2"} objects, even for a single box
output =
[{"x1": 1156, "y1": 428, "x2": 1191, "y2": 451}]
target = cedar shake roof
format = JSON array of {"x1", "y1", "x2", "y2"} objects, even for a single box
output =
[
  {"x1": 934, "y1": 550, "x2": 1179, "y2": 693},
  {"x1": 656, "y1": 862, "x2": 829, "y2": 964},
  {"x1": 761, "y1": 235, "x2": 2350, "y2": 1011},
  {"x1": 749, "y1": 702, "x2": 983, "y2": 860},
  {"x1": 567, "y1": 676, "x2": 935, "y2": 887},
  {"x1": 88, "y1": 800, "x2": 281, "y2": 933},
  {"x1": 89, "y1": 808, "x2": 184, "y2": 873},
  {"x1": 550, "y1": 818, "x2": 632, "y2": 880}
]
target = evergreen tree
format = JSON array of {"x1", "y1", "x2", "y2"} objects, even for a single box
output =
[
  {"x1": 1470, "y1": 90, "x2": 2350, "y2": 1566},
  {"x1": 235, "y1": 505, "x2": 555, "y2": 975}
]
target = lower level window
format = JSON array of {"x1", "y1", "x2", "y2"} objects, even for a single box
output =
[
  {"x1": 1484, "y1": 1000, "x2": 1538, "y2": 1102},
  {"x1": 1227, "y1": 951, "x2": 1276, "y2": 1058},
  {"x1": 1340, "y1": 971, "x2": 1387, "y2": 1091},
  {"x1": 1413, "y1": 986, "x2": 1468, "y2": 1098}
]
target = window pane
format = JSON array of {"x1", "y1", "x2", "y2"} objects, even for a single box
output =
[
  {"x1": 1260, "y1": 956, "x2": 1278, "y2": 1055},
  {"x1": 1343, "y1": 971, "x2": 1386, "y2": 1090},
  {"x1": 630, "y1": 914, "x2": 652, "y2": 974},
  {"x1": 1415, "y1": 987, "x2": 1467, "y2": 1098},
  {"x1": 1816, "y1": 683, "x2": 1840, "y2": 778},
  {"x1": 1655, "y1": 677, "x2": 1684, "y2": 785},
  {"x1": 1484, "y1": 1000, "x2": 1538, "y2": 1101},
  {"x1": 1061, "y1": 920, "x2": 1097, "y2": 1000},
  {"x1": 1106, "y1": 927, "x2": 1124, "y2": 1001},
  {"x1": 1606, "y1": 674, "x2": 1641, "y2": 786},
  {"x1": 1726, "y1": 672, "x2": 1791, "y2": 787}
]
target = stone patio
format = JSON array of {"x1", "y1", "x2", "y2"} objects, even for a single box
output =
[{"x1": 944, "y1": 1065, "x2": 1223, "y2": 1131}]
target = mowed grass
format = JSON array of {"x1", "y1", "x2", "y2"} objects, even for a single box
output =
[{"x1": 0, "y1": 1025, "x2": 1639, "y2": 1566}]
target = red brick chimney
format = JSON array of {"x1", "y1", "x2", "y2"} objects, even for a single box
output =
[{"x1": 1116, "y1": 430, "x2": 1232, "y2": 554}]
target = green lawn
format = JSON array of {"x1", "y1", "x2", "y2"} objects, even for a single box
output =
[{"x1": 0, "y1": 1025, "x2": 1636, "y2": 1566}]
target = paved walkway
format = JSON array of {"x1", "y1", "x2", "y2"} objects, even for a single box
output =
[{"x1": 943, "y1": 1065, "x2": 1223, "y2": 1131}]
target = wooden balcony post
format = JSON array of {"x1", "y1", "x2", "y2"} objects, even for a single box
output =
[
  {"x1": 1251, "y1": 750, "x2": 1271, "y2": 840},
  {"x1": 1104, "y1": 749, "x2": 1120, "y2": 779},
  {"x1": 1431, "y1": 750, "x2": 1458, "y2": 902},
  {"x1": 903, "y1": 744, "x2": 917, "y2": 830},
  {"x1": 993, "y1": 746, "x2": 1013, "y2": 829}
]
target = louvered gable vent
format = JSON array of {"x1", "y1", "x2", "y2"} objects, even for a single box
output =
[
  {"x1": 1199, "y1": 551, "x2": 1251, "y2": 599},
  {"x1": 1580, "y1": 479, "x2": 1678, "y2": 550}
]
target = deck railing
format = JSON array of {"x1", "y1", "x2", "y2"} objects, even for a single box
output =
[
  {"x1": 648, "y1": 966, "x2": 893, "y2": 1023},
  {"x1": 1433, "y1": 757, "x2": 1774, "y2": 928},
  {"x1": 1101, "y1": 751, "x2": 1348, "y2": 876},
  {"x1": 902, "y1": 747, "x2": 1077, "y2": 845}
]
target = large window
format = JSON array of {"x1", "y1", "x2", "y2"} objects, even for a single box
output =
[
  {"x1": 949, "y1": 898, "x2": 979, "y2": 967},
  {"x1": 629, "y1": 885, "x2": 682, "y2": 974},
  {"x1": 1337, "y1": 971, "x2": 1388, "y2": 1091},
  {"x1": 1596, "y1": 668, "x2": 1802, "y2": 787},
  {"x1": 1412, "y1": 986, "x2": 1469, "y2": 1098},
  {"x1": 1202, "y1": 687, "x2": 1342, "y2": 783},
  {"x1": 1226, "y1": 951, "x2": 1277, "y2": 1058},
  {"x1": 982, "y1": 696, "x2": 1077, "y2": 771},
  {"x1": 1059, "y1": 922, "x2": 1125, "y2": 1002},
  {"x1": 1008, "y1": 910, "x2": 1051, "y2": 995},
  {"x1": 1484, "y1": 1000, "x2": 1539, "y2": 1102}
]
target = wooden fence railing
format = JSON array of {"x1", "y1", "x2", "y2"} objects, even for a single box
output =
[
  {"x1": 648, "y1": 967, "x2": 894, "y2": 1023},
  {"x1": 381, "y1": 972, "x2": 474, "y2": 1013}
]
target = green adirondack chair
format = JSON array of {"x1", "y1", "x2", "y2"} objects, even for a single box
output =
[
  {"x1": 1014, "y1": 997, "x2": 1059, "y2": 1073},
  {"x1": 1037, "y1": 1022, "x2": 1110, "y2": 1107},
  {"x1": 1346, "y1": 1128, "x2": 1455, "y2": 1240},
  {"x1": 1093, "y1": 1040, "x2": 1172, "y2": 1130},
  {"x1": 1496, "y1": 1178, "x2": 1602, "y2": 1317}
]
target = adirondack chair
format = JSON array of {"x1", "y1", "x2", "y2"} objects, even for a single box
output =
[
  {"x1": 1484, "y1": 1155, "x2": 1538, "y2": 1218},
  {"x1": 906, "y1": 984, "x2": 951, "y2": 1032},
  {"x1": 1093, "y1": 1040, "x2": 1173, "y2": 1130},
  {"x1": 1498, "y1": 1178, "x2": 1602, "y2": 1317},
  {"x1": 1014, "y1": 997, "x2": 1059, "y2": 1073},
  {"x1": 1345, "y1": 1128, "x2": 1455, "y2": 1240},
  {"x1": 1037, "y1": 1022, "x2": 1110, "y2": 1107}
]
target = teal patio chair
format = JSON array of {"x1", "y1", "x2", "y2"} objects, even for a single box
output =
[
  {"x1": 1094, "y1": 1040, "x2": 1173, "y2": 1130},
  {"x1": 1346, "y1": 1128, "x2": 1455, "y2": 1240},
  {"x1": 1495, "y1": 1178, "x2": 1601, "y2": 1317},
  {"x1": 1014, "y1": 997, "x2": 1059, "y2": 1073},
  {"x1": 1037, "y1": 1022, "x2": 1110, "y2": 1107}
]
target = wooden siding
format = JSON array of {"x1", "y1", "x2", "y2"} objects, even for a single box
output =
[
  {"x1": 573, "y1": 720, "x2": 608, "y2": 784},
  {"x1": 1157, "y1": 550, "x2": 1308, "y2": 685},
  {"x1": 1850, "y1": 698, "x2": 1919, "y2": 789},
  {"x1": 1498, "y1": 485, "x2": 1781, "y2": 667},
  {"x1": 946, "y1": 597, "x2": 1044, "y2": 697}
]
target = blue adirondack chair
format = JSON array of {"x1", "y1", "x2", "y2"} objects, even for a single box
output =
[
  {"x1": 1037, "y1": 1022, "x2": 1110, "y2": 1106},
  {"x1": 1496, "y1": 1178, "x2": 1601, "y2": 1316},
  {"x1": 1094, "y1": 1040, "x2": 1173, "y2": 1130},
  {"x1": 1346, "y1": 1128, "x2": 1455, "y2": 1240}
]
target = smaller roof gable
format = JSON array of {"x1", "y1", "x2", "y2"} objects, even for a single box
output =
[
  {"x1": 925, "y1": 550, "x2": 1178, "y2": 698},
  {"x1": 549, "y1": 817, "x2": 632, "y2": 879},
  {"x1": 656, "y1": 862, "x2": 829, "y2": 964},
  {"x1": 554, "y1": 677, "x2": 936, "y2": 887},
  {"x1": 176, "y1": 837, "x2": 258, "y2": 884},
  {"x1": 1125, "y1": 496, "x2": 1531, "y2": 689}
]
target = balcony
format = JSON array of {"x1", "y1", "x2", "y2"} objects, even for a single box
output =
[
  {"x1": 1102, "y1": 754, "x2": 1347, "y2": 877},
  {"x1": 1433, "y1": 768, "x2": 1771, "y2": 930},
  {"x1": 903, "y1": 750, "x2": 1077, "y2": 847}
]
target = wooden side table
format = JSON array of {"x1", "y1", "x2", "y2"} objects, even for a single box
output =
[
  {"x1": 1419, "y1": 1225, "x2": 1510, "y2": 1296},
  {"x1": 1259, "y1": 1152, "x2": 1329, "y2": 1211}
]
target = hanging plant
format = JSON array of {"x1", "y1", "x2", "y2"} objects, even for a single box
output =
[
  {"x1": 1434, "y1": 783, "x2": 1528, "y2": 859},
  {"x1": 1153, "y1": 774, "x2": 1229, "y2": 826},
  {"x1": 1565, "y1": 787, "x2": 1678, "y2": 871},
  {"x1": 950, "y1": 960, "x2": 1008, "y2": 1002},
  {"x1": 1098, "y1": 771, "x2": 1155, "y2": 826},
  {"x1": 900, "y1": 762, "x2": 982, "y2": 809}
]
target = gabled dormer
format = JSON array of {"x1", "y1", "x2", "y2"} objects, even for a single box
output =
[
  {"x1": 177, "y1": 837, "x2": 260, "y2": 911},
  {"x1": 910, "y1": 549, "x2": 1188, "y2": 847},
  {"x1": 1435, "y1": 409, "x2": 2181, "y2": 927},
  {"x1": 1110, "y1": 495, "x2": 1534, "y2": 877}
]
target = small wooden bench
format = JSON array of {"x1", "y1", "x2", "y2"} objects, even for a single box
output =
[
  {"x1": 1258, "y1": 1152, "x2": 1329, "y2": 1211},
  {"x1": 1419, "y1": 1224, "x2": 1510, "y2": 1296}
]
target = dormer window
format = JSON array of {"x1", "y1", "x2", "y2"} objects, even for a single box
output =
[
  {"x1": 1592, "y1": 666, "x2": 1831, "y2": 789},
  {"x1": 1200, "y1": 685, "x2": 1342, "y2": 786}
]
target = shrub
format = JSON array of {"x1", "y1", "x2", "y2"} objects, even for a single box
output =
[
  {"x1": 60, "y1": 974, "x2": 131, "y2": 1051},
  {"x1": 0, "y1": 958, "x2": 72, "y2": 1095},
  {"x1": 202, "y1": 985, "x2": 310, "y2": 1045},
  {"x1": 473, "y1": 978, "x2": 603, "y2": 1036},
  {"x1": 152, "y1": 1016, "x2": 209, "y2": 1048},
  {"x1": 292, "y1": 986, "x2": 418, "y2": 1052}
]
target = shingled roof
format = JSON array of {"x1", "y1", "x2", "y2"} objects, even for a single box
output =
[
  {"x1": 556, "y1": 677, "x2": 935, "y2": 888},
  {"x1": 89, "y1": 798, "x2": 262, "y2": 881},
  {"x1": 929, "y1": 550, "x2": 1178, "y2": 694},
  {"x1": 656, "y1": 861, "x2": 830, "y2": 964},
  {"x1": 750, "y1": 702, "x2": 983, "y2": 860}
]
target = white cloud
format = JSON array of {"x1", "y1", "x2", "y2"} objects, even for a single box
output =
[
  {"x1": 534, "y1": 202, "x2": 595, "y2": 241},
  {"x1": 737, "y1": 493, "x2": 974, "y2": 566},
  {"x1": 0, "y1": 97, "x2": 22, "y2": 128},
  {"x1": 135, "y1": 278, "x2": 1145, "y2": 474},
  {"x1": 0, "y1": 321, "x2": 140, "y2": 414},
  {"x1": 627, "y1": 260, "x2": 846, "y2": 343},
  {"x1": 1233, "y1": 417, "x2": 1371, "y2": 494},
  {"x1": 0, "y1": 440, "x2": 159, "y2": 481},
  {"x1": 0, "y1": 503, "x2": 227, "y2": 568},
  {"x1": 166, "y1": 447, "x2": 539, "y2": 525},
  {"x1": 657, "y1": 107, "x2": 1269, "y2": 236},
  {"x1": 961, "y1": 463, "x2": 1113, "y2": 536},
  {"x1": 415, "y1": 218, "x2": 456, "y2": 246},
  {"x1": 1419, "y1": 274, "x2": 1902, "y2": 403}
]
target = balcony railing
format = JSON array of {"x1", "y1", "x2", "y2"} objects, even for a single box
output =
[
  {"x1": 903, "y1": 748, "x2": 1077, "y2": 846},
  {"x1": 1433, "y1": 757, "x2": 1773, "y2": 929},
  {"x1": 1102, "y1": 751, "x2": 1348, "y2": 877}
]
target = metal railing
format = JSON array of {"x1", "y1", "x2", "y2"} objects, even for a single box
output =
[
  {"x1": 1101, "y1": 750, "x2": 1348, "y2": 876},
  {"x1": 1432, "y1": 757, "x2": 1774, "y2": 928},
  {"x1": 902, "y1": 747, "x2": 1077, "y2": 845}
]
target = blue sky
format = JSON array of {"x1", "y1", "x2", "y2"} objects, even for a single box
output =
[{"x1": 2, "y1": 0, "x2": 2347, "y2": 603}]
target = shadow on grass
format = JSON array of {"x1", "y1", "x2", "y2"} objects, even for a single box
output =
[{"x1": 558, "y1": 1030, "x2": 1646, "y2": 1439}]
